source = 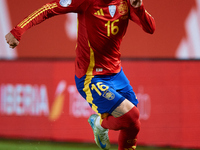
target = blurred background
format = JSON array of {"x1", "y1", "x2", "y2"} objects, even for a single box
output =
[{"x1": 0, "y1": 0, "x2": 200, "y2": 149}]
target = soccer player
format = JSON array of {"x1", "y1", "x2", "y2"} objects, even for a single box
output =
[{"x1": 5, "y1": 0, "x2": 155, "y2": 149}]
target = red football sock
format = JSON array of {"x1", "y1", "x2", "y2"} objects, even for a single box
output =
[{"x1": 101, "y1": 106, "x2": 141, "y2": 150}]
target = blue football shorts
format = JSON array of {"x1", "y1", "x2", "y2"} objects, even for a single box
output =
[{"x1": 75, "y1": 68, "x2": 138, "y2": 115}]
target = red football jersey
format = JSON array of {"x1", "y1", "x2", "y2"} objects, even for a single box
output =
[{"x1": 11, "y1": 0, "x2": 155, "y2": 78}]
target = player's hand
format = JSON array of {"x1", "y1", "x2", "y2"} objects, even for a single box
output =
[
  {"x1": 130, "y1": 0, "x2": 142, "y2": 8},
  {"x1": 5, "y1": 32, "x2": 19, "y2": 49}
]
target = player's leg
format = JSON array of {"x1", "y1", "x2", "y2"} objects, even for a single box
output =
[
  {"x1": 88, "y1": 85, "x2": 140, "y2": 150},
  {"x1": 98, "y1": 71, "x2": 140, "y2": 150},
  {"x1": 75, "y1": 75, "x2": 113, "y2": 150},
  {"x1": 101, "y1": 99, "x2": 140, "y2": 150},
  {"x1": 75, "y1": 70, "x2": 140, "y2": 150}
]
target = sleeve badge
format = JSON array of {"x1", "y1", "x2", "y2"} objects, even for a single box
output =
[{"x1": 59, "y1": 0, "x2": 72, "y2": 7}]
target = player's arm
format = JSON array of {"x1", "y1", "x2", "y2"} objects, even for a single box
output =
[
  {"x1": 5, "y1": 0, "x2": 85, "y2": 49},
  {"x1": 6, "y1": 1, "x2": 64, "y2": 48},
  {"x1": 129, "y1": 0, "x2": 156, "y2": 34}
]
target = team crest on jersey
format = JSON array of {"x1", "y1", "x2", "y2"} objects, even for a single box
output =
[
  {"x1": 109, "y1": 5, "x2": 116, "y2": 17},
  {"x1": 59, "y1": 0, "x2": 72, "y2": 7},
  {"x1": 103, "y1": 90, "x2": 115, "y2": 100},
  {"x1": 118, "y1": 1, "x2": 128, "y2": 15}
]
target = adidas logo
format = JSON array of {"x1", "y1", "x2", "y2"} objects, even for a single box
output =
[
  {"x1": 176, "y1": 0, "x2": 200, "y2": 59},
  {"x1": 94, "y1": 8, "x2": 104, "y2": 16}
]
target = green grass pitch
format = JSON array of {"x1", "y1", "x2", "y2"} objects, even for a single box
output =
[{"x1": 0, "y1": 139, "x2": 195, "y2": 150}]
